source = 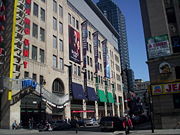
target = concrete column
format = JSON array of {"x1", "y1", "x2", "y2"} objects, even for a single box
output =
[
  {"x1": 10, "y1": 102, "x2": 20, "y2": 129},
  {"x1": 117, "y1": 104, "x2": 120, "y2": 117},
  {"x1": 65, "y1": 101, "x2": 71, "y2": 119},
  {"x1": 95, "y1": 101, "x2": 98, "y2": 120},
  {"x1": 105, "y1": 102, "x2": 107, "y2": 116}
]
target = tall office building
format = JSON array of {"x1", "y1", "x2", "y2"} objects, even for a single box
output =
[
  {"x1": 0, "y1": 0, "x2": 124, "y2": 128},
  {"x1": 140, "y1": 0, "x2": 180, "y2": 128},
  {"x1": 97, "y1": 0, "x2": 135, "y2": 92}
]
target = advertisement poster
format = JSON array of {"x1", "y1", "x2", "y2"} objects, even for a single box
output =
[
  {"x1": 146, "y1": 34, "x2": 171, "y2": 59},
  {"x1": 82, "y1": 21, "x2": 88, "y2": 68},
  {"x1": 93, "y1": 31, "x2": 98, "y2": 73},
  {"x1": 69, "y1": 26, "x2": 81, "y2": 64}
]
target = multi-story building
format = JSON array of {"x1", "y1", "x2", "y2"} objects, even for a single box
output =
[
  {"x1": 140, "y1": 0, "x2": 180, "y2": 129},
  {"x1": 96, "y1": 0, "x2": 135, "y2": 93},
  {"x1": 0, "y1": 0, "x2": 124, "y2": 128}
]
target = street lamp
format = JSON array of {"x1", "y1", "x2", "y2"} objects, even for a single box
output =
[{"x1": 39, "y1": 79, "x2": 46, "y2": 122}]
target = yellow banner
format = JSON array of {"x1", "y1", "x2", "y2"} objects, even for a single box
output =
[
  {"x1": 152, "y1": 82, "x2": 180, "y2": 95},
  {"x1": 8, "y1": 90, "x2": 12, "y2": 100}
]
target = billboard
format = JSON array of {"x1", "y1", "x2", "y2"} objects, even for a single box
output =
[
  {"x1": 69, "y1": 26, "x2": 81, "y2": 64},
  {"x1": 93, "y1": 31, "x2": 98, "y2": 73},
  {"x1": 146, "y1": 34, "x2": 171, "y2": 59},
  {"x1": 82, "y1": 21, "x2": 88, "y2": 68}
]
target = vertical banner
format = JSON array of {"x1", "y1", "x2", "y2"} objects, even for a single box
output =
[
  {"x1": 10, "y1": 0, "x2": 31, "y2": 79},
  {"x1": 82, "y1": 21, "x2": 88, "y2": 68},
  {"x1": 69, "y1": 25, "x2": 81, "y2": 64},
  {"x1": 102, "y1": 39, "x2": 107, "y2": 77},
  {"x1": 93, "y1": 31, "x2": 98, "y2": 73}
]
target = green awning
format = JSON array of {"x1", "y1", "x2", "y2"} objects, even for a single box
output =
[
  {"x1": 107, "y1": 92, "x2": 114, "y2": 103},
  {"x1": 97, "y1": 90, "x2": 107, "y2": 102}
]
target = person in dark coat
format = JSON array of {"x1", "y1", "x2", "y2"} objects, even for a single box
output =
[{"x1": 71, "y1": 116, "x2": 79, "y2": 134}]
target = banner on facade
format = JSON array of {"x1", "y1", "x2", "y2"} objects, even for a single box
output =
[
  {"x1": 93, "y1": 31, "x2": 98, "y2": 73},
  {"x1": 152, "y1": 82, "x2": 180, "y2": 95},
  {"x1": 82, "y1": 21, "x2": 88, "y2": 68},
  {"x1": 146, "y1": 34, "x2": 171, "y2": 59},
  {"x1": 69, "y1": 26, "x2": 81, "y2": 64}
]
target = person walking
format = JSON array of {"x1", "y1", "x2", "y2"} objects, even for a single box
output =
[
  {"x1": 123, "y1": 115, "x2": 133, "y2": 135},
  {"x1": 71, "y1": 116, "x2": 79, "y2": 134},
  {"x1": 12, "y1": 120, "x2": 18, "y2": 130}
]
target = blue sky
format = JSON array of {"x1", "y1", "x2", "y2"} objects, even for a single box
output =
[{"x1": 93, "y1": 0, "x2": 149, "y2": 81}]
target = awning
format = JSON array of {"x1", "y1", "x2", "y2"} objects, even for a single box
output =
[
  {"x1": 97, "y1": 90, "x2": 107, "y2": 102},
  {"x1": 107, "y1": 92, "x2": 114, "y2": 103},
  {"x1": 87, "y1": 87, "x2": 98, "y2": 101},
  {"x1": 72, "y1": 82, "x2": 86, "y2": 100}
]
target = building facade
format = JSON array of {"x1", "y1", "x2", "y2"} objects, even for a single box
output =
[
  {"x1": 96, "y1": 0, "x2": 135, "y2": 93},
  {"x1": 140, "y1": 0, "x2": 180, "y2": 129},
  {"x1": 0, "y1": 0, "x2": 124, "y2": 128}
]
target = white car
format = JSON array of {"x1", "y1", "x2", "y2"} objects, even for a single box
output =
[{"x1": 84, "y1": 118, "x2": 99, "y2": 127}]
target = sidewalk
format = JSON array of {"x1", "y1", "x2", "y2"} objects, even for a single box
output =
[
  {"x1": 114, "y1": 129, "x2": 180, "y2": 135},
  {"x1": 0, "y1": 129, "x2": 39, "y2": 134}
]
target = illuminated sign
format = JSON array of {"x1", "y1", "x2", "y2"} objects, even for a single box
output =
[
  {"x1": 13, "y1": 0, "x2": 31, "y2": 78},
  {"x1": 22, "y1": 79, "x2": 37, "y2": 89}
]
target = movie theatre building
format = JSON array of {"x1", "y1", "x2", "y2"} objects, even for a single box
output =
[{"x1": 0, "y1": 0, "x2": 124, "y2": 128}]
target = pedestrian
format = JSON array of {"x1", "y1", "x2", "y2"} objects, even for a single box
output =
[
  {"x1": 28, "y1": 119, "x2": 32, "y2": 129},
  {"x1": 123, "y1": 114, "x2": 133, "y2": 135},
  {"x1": 12, "y1": 120, "x2": 18, "y2": 130},
  {"x1": 71, "y1": 116, "x2": 79, "y2": 134}
]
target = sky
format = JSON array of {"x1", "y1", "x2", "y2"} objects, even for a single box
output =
[{"x1": 93, "y1": 0, "x2": 149, "y2": 81}]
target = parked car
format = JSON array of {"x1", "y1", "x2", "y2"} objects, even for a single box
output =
[
  {"x1": 99, "y1": 116, "x2": 124, "y2": 131},
  {"x1": 84, "y1": 118, "x2": 99, "y2": 127},
  {"x1": 50, "y1": 120, "x2": 71, "y2": 131}
]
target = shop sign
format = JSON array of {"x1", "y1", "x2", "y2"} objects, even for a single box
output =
[
  {"x1": 22, "y1": 79, "x2": 37, "y2": 89},
  {"x1": 152, "y1": 82, "x2": 180, "y2": 95},
  {"x1": 146, "y1": 34, "x2": 171, "y2": 59}
]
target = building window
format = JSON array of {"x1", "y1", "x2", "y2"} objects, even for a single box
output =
[
  {"x1": 100, "y1": 64, "x2": 102, "y2": 72},
  {"x1": 90, "y1": 58, "x2": 92, "y2": 67},
  {"x1": 72, "y1": 17, "x2": 75, "y2": 27},
  {"x1": 53, "y1": 0, "x2": 57, "y2": 13},
  {"x1": 59, "y1": 22, "x2": 63, "y2": 34},
  {"x1": 98, "y1": 40, "x2": 100, "y2": 47},
  {"x1": 24, "y1": 71, "x2": 29, "y2": 78},
  {"x1": 32, "y1": 73, "x2": 37, "y2": 81},
  {"x1": 99, "y1": 51, "x2": 101, "y2": 59},
  {"x1": 52, "y1": 79, "x2": 64, "y2": 95},
  {"x1": 33, "y1": 2, "x2": 38, "y2": 17},
  {"x1": 40, "y1": 8, "x2": 45, "y2": 22},
  {"x1": 32, "y1": 45, "x2": 37, "y2": 60},
  {"x1": 87, "y1": 56, "x2": 89, "y2": 65},
  {"x1": 59, "y1": 5, "x2": 63, "y2": 17},
  {"x1": 76, "y1": 20, "x2": 79, "y2": 30},
  {"x1": 59, "y1": 58, "x2": 64, "y2": 70},
  {"x1": 39, "y1": 49, "x2": 44, "y2": 63},
  {"x1": 74, "y1": 64, "x2": 77, "y2": 75},
  {"x1": 41, "y1": 0, "x2": 45, "y2": 3},
  {"x1": 91, "y1": 72, "x2": 93, "y2": 81},
  {"x1": 173, "y1": 94, "x2": 180, "y2": 108},
  {"x1": 116, "y1": 74, "x2": 120, "y2": 81},
  {"x1": 89, "y1": 44, "x2": 92, "y2": 53},
  {"x1": 59, "y1": 39, "x2": 63, "y2": 51},
  {"x1": 175, "y1": 66, "x2": 180, "y2": 79},
  {"x1": 88, "y1": 31, "x2": 91, "y2": 39},
  {"x1": 40, "y1": 27, "x2": 45, "y2": 42},
  {"x1": 88, "y1": 70, "x2": 90, "y2": 80},
  {"x1": 68, "y1": 13, "x2": 71, "y2": 24},
  {"x1": 39, "y1": 75, "x2": 44, "y2": 85},
  {"x1": 53, "y1": 17, "x2": 57, "y2": 30},
  {"x1": 53, "y1": 55, "x2": 57, "y2": 68},
  {"x1": 53, "y1": 35, "x2": 57, "y2": 48},
  {"x1": 78, "y1": 66, "x2": 81, "y2": 76},
  {"x1": 32, "y1": 23, "x2": 38, "y2": 38}
]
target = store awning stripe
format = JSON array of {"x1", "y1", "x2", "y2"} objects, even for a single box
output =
[
  {"x1": 97, "y1": 89, "x2": 107, "y2": 102},
  {"x1": 107, "y1": 92, "x2": 114, "y2": 103},
  {"x1": 87, "y1": 87, "x2": 98, "y2": 101},
  {"x1": 72, "y1": 82, "x2": 86, "y2": 100}
]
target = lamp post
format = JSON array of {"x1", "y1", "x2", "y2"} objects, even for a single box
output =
[
  {"x1": 39, "y1": 79, "x2": 46, "y2": 122},
  {"x1": 149, "y1": 85, "x2": 154, "y2": 133}
]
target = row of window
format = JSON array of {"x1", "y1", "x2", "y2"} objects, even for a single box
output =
[
  {"x1": 32, "y1": 45, "x2": 45, "y2": 63},
  {"x1": 53, "y1": 35, "x2": 63, "y2": 51},
  {"x1": 32, "y1": 23, "x2": 45, "y2": 42},
  {"x1": 53, "y1": 55, "x2": 64, "y2": 70},
  {"x1": 68, "y1": 13, "x2": 79, "y2": 30},
  {"x1": 33, "y1": 2, "x2": 45, "y2": 22},
  {"x1": 53, "y1": 0, "x2": 63, "y2": 18},
  {"x1": 24, "y1": 71, "x2": 44, "y2": 85},
  {"x1": 53, "y1": 17, "x2": 63, "y2": 34}
]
